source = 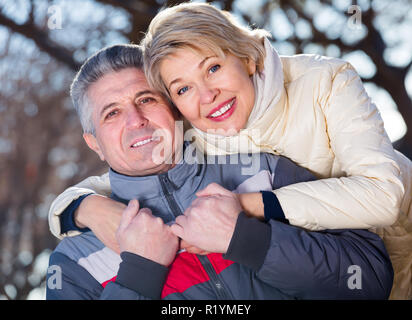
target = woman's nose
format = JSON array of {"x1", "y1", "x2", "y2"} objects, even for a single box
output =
[{"x1": 198, "y1": 83, "x2": 218, "y2": 105}]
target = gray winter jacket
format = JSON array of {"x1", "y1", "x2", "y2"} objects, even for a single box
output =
[{"x1": 46, "y1": 152, "x2": 393, "y2": 300}]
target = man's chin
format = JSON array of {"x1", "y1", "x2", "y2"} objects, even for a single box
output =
[{"x1": 119, "y1": 161, "x2": 175, "y2": 177}]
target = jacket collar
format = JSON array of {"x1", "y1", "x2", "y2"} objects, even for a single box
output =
[{"x1": 109, "y1": 146, "x2": 204, "y2": 202}]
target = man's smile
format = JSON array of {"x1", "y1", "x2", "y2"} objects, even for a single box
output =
[{"x1": 130, "y1": 135, "x2": 160, "y2": 148}]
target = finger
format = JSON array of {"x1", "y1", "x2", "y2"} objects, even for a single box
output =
[
  {"x1": 138, "y1": 207, "x2": 153, "y2": 217},
  {"x1": 118, "y1": 199, "x2": 139, "y2": 231},
  {"x1": 180, "y1": 239, "x2": 191, "y2": 250},
  {"x1": 187, "y1": 247, "x2": 210, "y2": 255},
  {"x1": 175, "y1": 214, "x2": 186, "y2": 224},
  {"x1": 196, "y1": 182, "x2": 231, "y2": 197},
  {"x1": 170, "y1": 223, "x2": 184, "y2": 238},
  {"x1": 170, "y1": 215, "x2": 186, "y2": 238}
]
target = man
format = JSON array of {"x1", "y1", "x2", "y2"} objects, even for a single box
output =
[{"x1": 46, "y1": 44, "x2": 393, "y2": 300}]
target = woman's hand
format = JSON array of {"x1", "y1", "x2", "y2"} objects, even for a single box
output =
[
  {"x1": 171, "y1": 183, "x2": 242, "y2": 253},
  {"x1": 179, "y1": 239, "x2": 210, "y2": 255},
  {"x1": 74, "y1": 194, "x2": 126, "y2": 254}
]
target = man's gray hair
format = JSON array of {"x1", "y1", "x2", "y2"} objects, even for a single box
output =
[{"x1": 70, "y1": 44, "x2": 143, "y2": 135}]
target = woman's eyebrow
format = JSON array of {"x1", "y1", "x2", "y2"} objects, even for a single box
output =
[
  {"x1": 198, "y1": 55, "x2": 215, "y2": 68},
  {"x1": 167, "y1": 55, "x2": 216, "y2": 90}
]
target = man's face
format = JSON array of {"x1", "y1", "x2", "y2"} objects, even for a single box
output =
[{"x1": 83, "y1": 68, "x2": 177, "y2": 176}]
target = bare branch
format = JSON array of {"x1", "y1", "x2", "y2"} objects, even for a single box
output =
[{"x1": 0, "y1": 11, "x2": 79, "y2": 70}]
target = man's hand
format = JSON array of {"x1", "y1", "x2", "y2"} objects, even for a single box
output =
[
  {"x1": 75, "y1": 194, "x2": 126, "y2": 254},
  {"x1": 116, "y1": 199, "x2": 179, "y2": 267},
  {"x1": 180, "y1": 239, "x2": 210, "y2": 255},
  {"x1": 171, "y1": 183, "x2": 242, "y2": 253}
]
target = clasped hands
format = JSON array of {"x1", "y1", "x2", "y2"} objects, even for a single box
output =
[{"x1": 116, "y1": 183, "x2": 242, "y2": 267}]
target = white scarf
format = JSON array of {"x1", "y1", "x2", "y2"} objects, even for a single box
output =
[{"x1": 191, "y1": 38, "x2": 286, "y2": 155}]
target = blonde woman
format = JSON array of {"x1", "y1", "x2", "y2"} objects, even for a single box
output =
[{"x1": 49, "y1": 3, "x2": 412, "y2": 299}]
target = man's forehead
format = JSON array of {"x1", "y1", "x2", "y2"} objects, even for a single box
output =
[
  {"x1": 88, "y1": 68, "x2": 152, "y2": 109},
  {"x1": 94, "y1": 68, "x2": 148, "y2": 92}
]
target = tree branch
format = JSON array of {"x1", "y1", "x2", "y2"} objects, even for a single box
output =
[
  {"x1": 280, "y1": 0, "x2": 357, "y2": 52},
  {"x1": 0, "y1": 11, "x2": 79, "y2": 71}
]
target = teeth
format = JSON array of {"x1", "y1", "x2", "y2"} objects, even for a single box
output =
[
  {"x1": 132, "y1": 137, "x2": 155, "y2": 148},
  {"x1": 210, "y1": 99, "x2": 234, "y2": 118}
]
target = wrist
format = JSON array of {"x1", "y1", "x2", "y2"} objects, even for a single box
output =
[
  {"x1": 74, "y1": 208, "x2": 86, "y2": 229},
  {"x1": 224, "y1": 212, "x2": 271, "y2": 271},
  {"x1": 237, "y1": 193, "x2": 264, "y2": 218},
  {"x1": 74, "y1": 194, "x2": 105, "y2": 229},
  {"x1": 116, "y1": 252, "x2": 169, "y2": 299}
]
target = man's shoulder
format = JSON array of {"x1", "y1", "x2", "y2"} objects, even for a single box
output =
[
  {"x1": 53, "y1": 231, "x2": 105, "y2": 263},
  {"x1": 51, "y1": 232, "x2": 121, "y2": 285}
]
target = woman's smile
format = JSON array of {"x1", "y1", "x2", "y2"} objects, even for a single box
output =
[{"x1": 207, "y1": 97, "x2": 236, "y2": 121}]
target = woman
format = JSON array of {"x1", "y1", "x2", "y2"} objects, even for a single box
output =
[{"x1": 49, "y1": 3, "x2": 411, "y2": 299}]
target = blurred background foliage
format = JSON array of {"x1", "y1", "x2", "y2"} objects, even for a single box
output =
[{"x1": 0, "y1": 0, "x2": 411, "y2": 299}]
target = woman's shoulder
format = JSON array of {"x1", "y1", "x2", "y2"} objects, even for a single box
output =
[{"x1": 280, "y1": 54, "x2": 354, "y2": 83}]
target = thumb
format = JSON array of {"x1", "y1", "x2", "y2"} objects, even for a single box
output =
[
  {"x1": 118, "y1": 199, "x2": 139, "y2": 231},
  {"x1": 196, "y1": 182, "x2": 232, "y2": 198},
  {"x1": 170, "y1": 223, "x2": 184, "y2": 239}
]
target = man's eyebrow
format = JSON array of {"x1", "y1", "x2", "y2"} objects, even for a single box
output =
[
  {"x1": 168, "y1": 55, "x2": 215, "y2": 91},
  {"x1": 134, "y1": 90, "x2": 154, "y2": 99},
  {"x1": 100, "y1": 102, "x2": 117, "y2": 118},
  {"x1": 99, "y1": 90, "x2": 155, "y2": 118}
]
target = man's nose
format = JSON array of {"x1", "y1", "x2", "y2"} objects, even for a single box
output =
[
  {"x1": 126, "y1": 108, "x2": 148, "y2": 129},
  {"x1": 198, "y1": 83, "x2": 218, "y2": 105}
]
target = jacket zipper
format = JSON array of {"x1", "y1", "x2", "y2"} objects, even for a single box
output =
[
  {"x1": 158, "y1": 173, "x2": 183, "y2": 218},
  {"x1": 158, "y1": 173, "x2": 232, "y2": 299},
  {"x1": 197, "y1": 255, "x2": 232, "y2": 300}
]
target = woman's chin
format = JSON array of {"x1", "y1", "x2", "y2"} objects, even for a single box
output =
[{"x1": 198, "y1": 121, "x2": 245, "y2": 136}]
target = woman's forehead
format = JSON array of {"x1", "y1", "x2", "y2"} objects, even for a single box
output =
[{"x1": 167, "y1": 43, "x2": 226, "y2": 61}]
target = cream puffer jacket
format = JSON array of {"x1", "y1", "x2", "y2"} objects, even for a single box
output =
[{"x1": 49, "y1": 54, "x2": 412, "y2": 299}]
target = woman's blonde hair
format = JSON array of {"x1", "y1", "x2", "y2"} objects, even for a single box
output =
[{"x1": 141, "y1": 2, "x2": 270, "y2": 98}]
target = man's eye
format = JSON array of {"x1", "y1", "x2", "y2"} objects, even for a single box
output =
[
  {"x1": 139, "y1": 97, "x2": 155, "y2": 104},
  {"x1": 208, "y1": 64, "x2": 220, "y2": 74},
  {"x1": 177, "y1": 86, "x2": 189, "y2": 96},
  {"x1": 105, "y1": 110, "x2": 118, "y2": 120}
]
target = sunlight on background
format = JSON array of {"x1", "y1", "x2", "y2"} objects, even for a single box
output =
[{"x1": 343, "y1": 51, "x2": 408, "y2": 142}]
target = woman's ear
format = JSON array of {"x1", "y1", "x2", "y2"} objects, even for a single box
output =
[{"x1": 245, "y1": 57, "x2": 257, "y2": 76}]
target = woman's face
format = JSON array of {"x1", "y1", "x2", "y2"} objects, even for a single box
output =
[{"x1": 159, "y1": 47, "x2": 256, "y2": 135}]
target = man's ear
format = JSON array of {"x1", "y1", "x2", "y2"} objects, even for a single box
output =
[{"x1": 83, "y1": 133, "x2": 105, "y2": 161}]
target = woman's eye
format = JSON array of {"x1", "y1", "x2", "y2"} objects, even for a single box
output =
[
  {"x1": 209, "y1": 64, "x2": 220, "y2": 74},
  {"x1": 177, "y1": 86, "x2": 189, "y2": 96}
]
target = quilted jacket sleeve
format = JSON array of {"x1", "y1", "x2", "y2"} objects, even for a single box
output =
[
  {"x1": 273, "y1": 61, "x2": 405, "y2": 230},
  {"x1": 48, "y1": 173, "x2": 112, "y2": 239},
  {"x1": 224, "y1": 212, "x2": 394, "y2": 299},
  {"x1": 46, "y1": 251, "x2": 166, "y2": 300}
]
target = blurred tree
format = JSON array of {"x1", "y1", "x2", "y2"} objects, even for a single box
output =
[{"x1": 0, "y1": 0, "x2": 410, "y2": 299}]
